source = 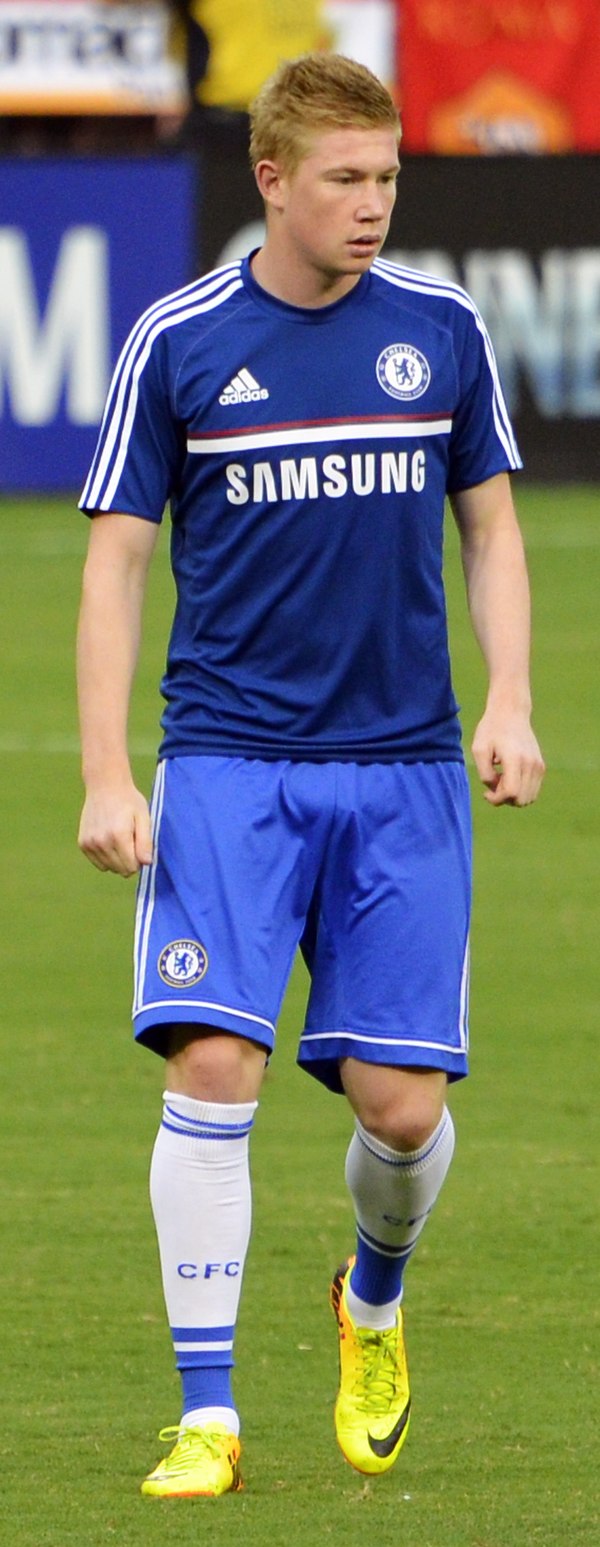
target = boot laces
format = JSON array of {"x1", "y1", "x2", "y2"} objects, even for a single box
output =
[
  {"x1": 353, "y1": 1327, "x2": 400, "y2": 1415},
  {"x1": 156, "y1": 1425, "x2": 224, "y2": 1470}
]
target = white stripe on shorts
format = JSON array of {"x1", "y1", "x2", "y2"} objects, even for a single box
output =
[
  {"x1": 133, "y1": 760, "x2": 167, "y2": 1017},
  {"x1": 299, "y1": 1031, "x2": 464, "y2": 1057},
  {"x1": 134, "y1": 997, "x2": 275, "y2": 1037}
]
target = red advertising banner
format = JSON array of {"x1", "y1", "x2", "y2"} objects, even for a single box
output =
[{"x1": 398, "y1": 0, "x2": 600, "y2": 152}]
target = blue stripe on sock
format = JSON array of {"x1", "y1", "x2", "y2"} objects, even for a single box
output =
[
  {"x1": 351, "y1": 1237, "x2": 410, "y2": 1306},
  {"x1": 181, "y1": 1365, "x2": 234, "y2": 1414},
  {"x1": 176, "y1": 1349, "x2": 234, "y2": 1369},
  {"x1": 356, "y1": 1225, "x2": 415, "y2": 1260},
  {"x1": 171, "y1": 1325, "x2": 235, "y2": 1342},
  {"x1": 161, "y1": 1119, "x2": 252, "y2": 1141},
  {"x1": 164, "y1": 1104, "x2": 254, "y2": 1137},
  {"x1": 357, "y1": 1114, "x2": 448, "y2": 1169}
]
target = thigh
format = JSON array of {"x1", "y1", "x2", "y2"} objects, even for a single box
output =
[
  {"x1": 133, "y1": 756, "x2": 328, "y2": 1057},
  {"x1": 298, "y1": 761, "x2": 472, "y2": 1091}
]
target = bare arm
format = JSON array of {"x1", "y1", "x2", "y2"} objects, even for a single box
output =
[
  {"x1": 451, "y1": 472, "x2": 545, "y2": 807},
  {"x1": 77, "y1": 512, "x2": 160, "y2": 874}
]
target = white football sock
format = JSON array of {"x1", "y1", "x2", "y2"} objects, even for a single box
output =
[
  {"x1": 345, "y1": 1106, "x2": 455, "y2": 1328},
  {"x1": 149, "y1": 1090, "x2": 257, "y2": 1426}
]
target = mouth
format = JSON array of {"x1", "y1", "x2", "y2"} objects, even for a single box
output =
[{"x1": 347, "y1": 235, "x2": 382, "y2": 253}]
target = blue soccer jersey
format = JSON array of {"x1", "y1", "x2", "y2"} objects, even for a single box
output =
[{"x1": 80, "y1": 253, "x2": 521, "y2": 762}]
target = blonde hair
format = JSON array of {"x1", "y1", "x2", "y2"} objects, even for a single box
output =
[{"x1": 249, "y1": 52, "x2": 401, "y2": 173}]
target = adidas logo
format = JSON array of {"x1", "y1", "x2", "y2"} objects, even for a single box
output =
[{"x1": 219, "y1": 367, "x2": 269, "y2": 405}]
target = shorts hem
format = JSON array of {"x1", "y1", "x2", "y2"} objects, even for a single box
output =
[
  {"x1": 133, "y1": 1001, "x2": 275, "y2": 1059},
  {"x1": 297, "y1": 1033, "x2": 469, "y2": 1093}
]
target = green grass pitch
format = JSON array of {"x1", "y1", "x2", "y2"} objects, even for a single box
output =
[{"x1": 0, "y1": 487, "x2": 598, "y2": 1546}]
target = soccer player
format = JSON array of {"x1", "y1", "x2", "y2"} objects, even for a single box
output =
[{"x1": 77, "y1": 52, "x2": 545, "y2": 1498}]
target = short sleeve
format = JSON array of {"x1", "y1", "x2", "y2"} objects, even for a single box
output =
[
  {"x1": 447, "y1": 301, "x2": 522, "y2": 493},
  {"x1": 79, "y1": 323, "x2": 182, "y2": 520}
]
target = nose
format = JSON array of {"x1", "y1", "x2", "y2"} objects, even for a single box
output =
[{"x1": 356, "y1": 182, "x2": 388, "y2": 221}]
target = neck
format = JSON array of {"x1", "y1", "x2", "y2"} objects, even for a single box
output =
[{"x1": 250, "y1": 244, "x2": 363, "y2": 309}]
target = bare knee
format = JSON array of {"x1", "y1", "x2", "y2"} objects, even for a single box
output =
[
  {"x1": 340, "y1": 1060, "x2": 447, "y2": 1152},
  {"x1": 165, "y1": 1026, "x2": 267, "y2": 1104}
]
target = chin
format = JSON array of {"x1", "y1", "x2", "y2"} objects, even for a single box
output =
[{"x1": 347, "y1": 245, "x2": 380, "y2": 266}]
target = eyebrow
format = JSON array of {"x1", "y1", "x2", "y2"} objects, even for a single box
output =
[{"x1": 323, "y1": 163, "x2": 400, "y2": 176}]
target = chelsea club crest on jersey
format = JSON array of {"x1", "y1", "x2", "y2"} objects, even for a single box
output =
[{"x1": 376, "y1": 343, "x2": 431, "y2": 402}]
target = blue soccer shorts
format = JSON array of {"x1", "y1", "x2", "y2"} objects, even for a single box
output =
[{"x1": 133, "y1": 755, "x2": 472, "y2": 1092}]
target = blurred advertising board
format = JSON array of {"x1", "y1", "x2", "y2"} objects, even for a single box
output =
[
  {"x1": 0, "y1": 156, "x2": 194, "y2": 490},
  {"x1": 0, "y1": 0, "x2": 184, "y2": 114},
  {"x1": 0, "y1": 150, "x2": 597, "y2": 490}
]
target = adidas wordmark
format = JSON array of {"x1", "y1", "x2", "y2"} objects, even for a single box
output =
[{"x1": 219, "y1": 367, "x2": 269, "y2": 405}]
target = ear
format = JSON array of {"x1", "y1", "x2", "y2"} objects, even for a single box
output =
[{"x1": 254, "y1": 158, "x2": 288, "y2": 211}]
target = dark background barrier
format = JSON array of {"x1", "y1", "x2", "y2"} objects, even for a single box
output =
[{"x1": 197, "y1": 145, "x2": 600, "y2": 483}]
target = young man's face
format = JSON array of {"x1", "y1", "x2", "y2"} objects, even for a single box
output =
[{"x1": 273, "y1": 125, "x2": 400, "y2": 282}]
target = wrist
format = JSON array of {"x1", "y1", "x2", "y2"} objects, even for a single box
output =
[
  {"x1": 484, "y1": 685, "x2": 532, "y2": 718},
  {"x1": 81, "y1": 754, "x2": 134, "y2": 791}
]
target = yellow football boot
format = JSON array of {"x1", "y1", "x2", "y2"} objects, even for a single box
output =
[
  {"x1": 330, "y1": 1258, "x2": 411, "y2": 1475},
  {"x1": 141, "y1": 1423, "x2": 242, "y2": 1498}
]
